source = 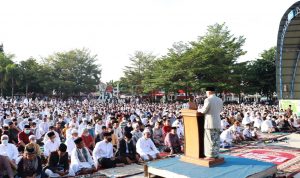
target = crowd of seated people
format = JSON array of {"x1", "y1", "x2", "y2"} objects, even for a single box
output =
[{"x1": 0, "y1": 97, "x2": 298, "y2": 177}]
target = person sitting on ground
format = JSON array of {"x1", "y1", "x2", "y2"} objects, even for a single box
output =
[
  {"x1": 17, "y1": 144, "x2": 42, "y2": 178},
  {"x1": 220, "y1": 125, "x2": 234, "y2": 148},
  {"x1": 7, "y1": 121, "x2": 19, "y2": 145},
  {"x1": 43, "y1": 126, "x2": 61, "y2": 144},
  {"x1": 0, "y1": 135, "x2": 18, "y2": 171},
  {"x1": 162, "y1": 119, "x2": 172, "y2": 138},
  {"x1": 18, "y1": 124, "x2": 33, "y2": 147},
  {"x1": 261, "y1": 115, "x2": 275, "y2": 133},
  {"x1": 229, "y1": 121, "x2": 244, "y2": 142},
  {"x1": 27, "y1": 135, "x2": 42, "y2": 157},
  {"x1": 164, "y1": 127, "x2": 182, "y2": 155},
  {"x1": 70, "y1": 137, "x2": 96, "y2": 175},
  {"x1": 124, "y1": 121, "x2": 133, "y2": 135},
  {"x1": 107, "y1": 127, "x2": 118, "y2": 148},
  {"x1": 44, "y1": 143, "x2": 75, "y2": 177},
  {"x1": 44, "y1": 131, "x2": 60, "y2": 158},
  {"x1": 0, "y1": 155, "x2": 14, "y2": 178},
  {"x1": 243, "y1": 124, "x2": 255, "y2": 141},
  {"x1": 117, "y1": 132, "x2": 140, "y2": 164},
  {"x1": 152, "y1": 121, "x2": 164, "y2": 147},
  {"x1": 65, "y1": 129, "x2": 79, "y2": 154},
  {"x1": 136, "y1": 129, "x2": 161, "y2": 161},
  {"x1": 131, "y1": 123, "x2": 143, "y2": 145},
  {"x1": 93, "y1": 132, "x2": 125, "y2": 169},
  {"x1": 81, "y1": 128, "x2": 95, "y2": 153},
  {"x1": 95, "y1": 125, "x2": 107, "y2": 143}
]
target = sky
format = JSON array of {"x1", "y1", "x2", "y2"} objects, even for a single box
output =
[{"x1": 0, "y1": 0, "x2": 297, "y2": 82}]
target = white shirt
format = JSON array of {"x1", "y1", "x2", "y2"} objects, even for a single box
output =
[
  {"x1": 254, "y1": 117, "x2": 262, "y2": 128},
  {"x1": 113, "y1": 127, "x2": 123, "y2": 140},
  {"x1": 43, "y1": 131, "x2": 61, "y2": 144},
  {"x1": 220, "y1": 120, "x2": 230, "y2": 130},
  {"x1": 44, "y1": 139, "x2": 60, "y2": 157},
  {"x1": 242, "y1": 116, "x2": 251, "y2": 125},
  {"x1": 39, "y1": 121, "x2": 50, "y2": 135},
  {"x1": 220, "y1": 129, "x2": 233, "y2": 143},
  {"x1": 78, "y1": 123, "x2": 87, "y2": 136},
  {"x1": 261, "y1": 120, "x2": 273, "y2": 132},
  {"x1": 92, "y1": 140, "x2": 113, "y2": 167},
  {"x1": 95, "y1": 123, "x2": 105, "y2": 135},
  {"x1": 0, "y1": 143, "x2": 18, "y2": 161},
  {"x1": 65, "y1": 137, "x2": 77, "y2": 154},
  {"x1": 136, "y1": 137, "x2": 159, "y2": 157}
]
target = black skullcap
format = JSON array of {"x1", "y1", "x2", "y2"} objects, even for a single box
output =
[
  {"x1": 24, "y1": 125, "x2": 30, "y2": 129},
  {"x1": 205, "y1": 87, "x2": 215, "y2": 92},
  {"x1": 8, "y1": 121, "x2": 13, "y2": 125},
  {"x1": 103, "y1": 132, "x2": 112, "y2": 137},
  {"x1": 25, "y1": 146, "x2": 35, "y2": 154},
  {"x1": 59, "y1": 143, "x2": 67, "y2": 152},
  {"x1": 124, "y1": 132, "x2": 132, "y2": 139},
  {"x1": 28, "y1": 118, "x2": 32, "y2": 122},
  {"x1": 12, "y1": 118, "x2": 17, "y2": 121},
  {"x1": 74, "y1": 137, "x2": 83, "y2": 144},
  {"x1": 47, "y1": 131, "x2": 55, "y2": 137}
]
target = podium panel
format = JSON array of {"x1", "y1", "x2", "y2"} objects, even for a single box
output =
[{"x1": 180, "y1": 109, "x2": 224, "y2": 167}]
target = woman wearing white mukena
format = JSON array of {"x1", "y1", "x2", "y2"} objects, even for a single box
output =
[{"x1": 197, "y1": 87, "x2": 223, "y2": 160}]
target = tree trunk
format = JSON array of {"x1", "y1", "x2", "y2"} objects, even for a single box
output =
[
  {"x1": 26, "y1": 83, "x2": 28, "y2": 98},
  {"x1": 11, "y1": 76, "x2": 14, "y2": 98}
]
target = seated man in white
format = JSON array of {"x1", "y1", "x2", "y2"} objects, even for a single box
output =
[
  {"x1": 65, "y1": 129, "x2": 78, "y2": 154},
  {"x1": 93, "y1": 132, "x2": 124, "y2": 169},
  {"x1": 136, "y1": 129, "x2": 161, "y2": 161},
  {"x1": 0, "y1": 135, "x2": 18, "y2": 170},
  {"x1": 220, "y1": 126, "x2": 234, "y2": 148},
  {"x1": 261, "y1": 116, "x2": 275, "y2": 133},
  {"x1": 43, "y1": 126, "x2": 61, "y2": 144},
  {"x1": 44, "y1": 131, "x2": 60, "y2": 158},
  {"x1": 70, "y1": 137, "x2": 96, "y2": 175}
]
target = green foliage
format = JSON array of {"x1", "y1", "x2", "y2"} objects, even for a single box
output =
[
  {"x1": 243, "y1": 47, "x2": 276, "y2": 98},
  {"x1": 0, "y1": 48, "x2": 101, "y2": 97},
  {"x1": 121, "y1": 51, "x2": 156, "y2": 95},
  {"x1": 44, "y1": 48, "x2": 101, "y2": 97},
  {"x1": 119, "y1": 23, "x2": 275, "y2": 99}
]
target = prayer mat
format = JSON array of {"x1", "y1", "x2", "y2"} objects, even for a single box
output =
[
  {"x1": 223, "y1": 145, "x2": 300, "y2": 177},
  {"x1": 267, "y1": 133, "x2": 300, "y2": 149},
  {"x1": 98, "y1": 163, "x2": 144, "y2": 177}
]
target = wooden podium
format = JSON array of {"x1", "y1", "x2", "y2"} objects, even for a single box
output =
[{"x1": 180, "y1": 109, "x2": 224, "y2": 167}]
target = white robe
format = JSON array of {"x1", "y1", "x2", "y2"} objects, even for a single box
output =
[
  {"x1": 70, "y1": 147, "x2": 94, "y2": 173},
  {"x1": 220, "y1": 129, "x2": 233, "y2": 146},
  {"x1": 44, "y1": 140, "x2": 60, "y2": 157},
  {"x1": 136, "y1": 137, "x2": 159, "y2": 161},
  {"x1": 0, "y1": 143, "x2": 18, "y2": 162},
  {"x1": 65, "y1": 137, "x2": 77, "y2": 154}
]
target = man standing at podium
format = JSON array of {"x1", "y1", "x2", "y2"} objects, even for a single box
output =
[{"x1": 198, "y1": 87, "x2": 223, "y2": 160}]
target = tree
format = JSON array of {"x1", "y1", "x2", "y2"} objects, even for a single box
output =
[
  {"x1": 245, "y1": 47, "x2": 276, "y2": 99},
  {"x1": 18, "y1": 58, "x2": 42, "y2": 97},
  {"x1": 44, "y1": 48, "x2": 101, "y2": 97},
  {"x1": 122, "y1": 51, "x2": 156, "y2": 95},
  {"x1": 0, "y1": 52, "x2": 14, "y2": 96},
  {"x1": 5, "y1": 63, "x2": 16, "y2": 98},
  {"x1": 187, "y1": 23, "x2": 247, "y2": 92}
]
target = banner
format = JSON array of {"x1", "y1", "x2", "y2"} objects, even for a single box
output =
[
  {"x1": 279, "y1": 100, "x2": 300, "y2": 116},
  {"x1": 237, "y1": 149, "x2": 295, "y2": 165}
]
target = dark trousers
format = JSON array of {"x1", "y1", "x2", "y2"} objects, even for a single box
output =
[{"x1": 98, "y1": 158, "x2": 116, "y2": 169}]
